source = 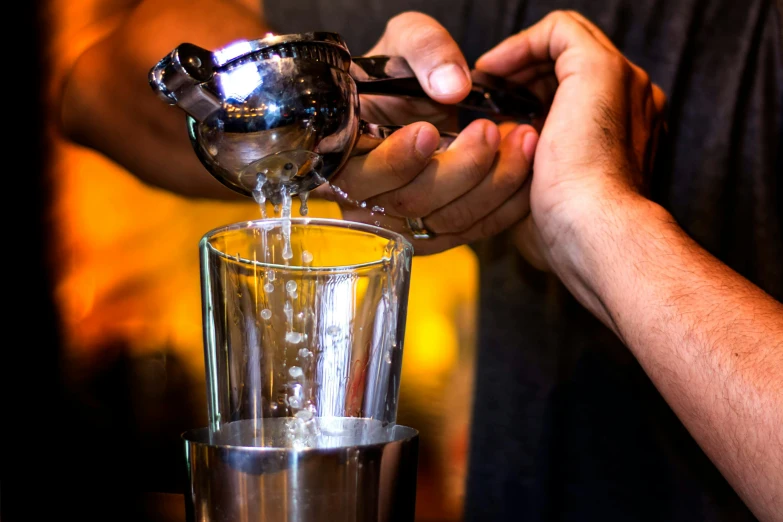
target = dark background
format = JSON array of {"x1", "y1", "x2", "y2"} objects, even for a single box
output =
[{"x1": 1, "y1": 2, "x2": 147, "y2": 520}]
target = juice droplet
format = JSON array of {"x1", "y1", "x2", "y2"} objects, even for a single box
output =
[
  {"x1": 286, "y1": 331, "x2": 303, "y2": 344},
  {"x1": 299, "y1": 192, "x2": 309, "y2": 216},
  {"x1": 281, "y1": 192, "x2": 294, "y2": 260},
  {"x1": 295, "y1": 409, "x2": 313, "y2": 421},
  {"x1": 253, "y1": 173, "x2": 268, "y2": 218}
]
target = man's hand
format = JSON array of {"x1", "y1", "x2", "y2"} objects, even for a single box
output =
[
  {"x1": 478, "y1": 12, "x2": 783, "y2": 520},
  {"x1": 476, "y1": 11, "x2": 667, "y2": 281},
  {"x1": 317, "y1": 12, "x2": 538, "y2": 255}
]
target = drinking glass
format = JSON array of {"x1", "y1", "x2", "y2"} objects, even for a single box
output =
[{"x1": 200, "y1": 218, "x2": 413, "y2": 442}]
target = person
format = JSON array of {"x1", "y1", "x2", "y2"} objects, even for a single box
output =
[{"x1": 50, "y1": 0, "x2": 782, "y2": 520}]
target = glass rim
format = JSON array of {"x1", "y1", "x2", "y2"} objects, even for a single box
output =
[
  {"x1": 181, "y1": 422, "x2": 419, "y2": 453},
  {"x1": 201, "y1": 217, "x2": 413, "y2": 273}
]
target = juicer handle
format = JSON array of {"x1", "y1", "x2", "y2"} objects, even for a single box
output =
[
  {"x1": 350, "y1": 56, "x2": 544, "y2": 121},
  {"x1": 149, "y1": 43, "x2": 222, "y2": 121},
  {"x1": 352, "y1": 121, "x2": 457, "y2": 157}
]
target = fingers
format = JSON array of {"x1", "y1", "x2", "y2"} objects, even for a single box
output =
[
  {"x1": 367, "y1": 119, "x2": 502, "y2": 217},
  {"x1": 498, "y1": 121, "x2": 520, "y2": 139},
  {"x1": 330, "y1": 122, "x2": 441, "y2": 201},
  {"x1": 505, "y1": 65, "x2": 559, "y2": 109},
  {"x1": 332, "y1": 121, "x2": 539, "y2": 257},
  {"x1": 329, "y1": 120, "x2": 537, "y2": 223},
  {"x1": 413, "y1": 181, "x2": 534, "y2": 255},
  {"x1": 424, "y1": 125, "x2": 538, "y2": 234},
  {"x1": 651, "y1": 83, "x2": 667, "y2": 116},
  {"x1": 367, "y1": 12, "x2": 471, "y2": 104},
  {"x1": 475, "y1": 10, "x2": 610, "y2": 79},
  {"x1": 564, "y1": 11, "x2": 619, "y2": 53}
]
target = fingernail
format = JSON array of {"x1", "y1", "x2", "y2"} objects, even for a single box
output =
[
  {"x1": 415, "y1": 126, "x2": 440, "y2": 157},
  {"x1": 428, "y1": 63, "x2": 470, "y2": 96},
  {"x1": 522, "y1": 131, "x2": 538, "y2": 163}
]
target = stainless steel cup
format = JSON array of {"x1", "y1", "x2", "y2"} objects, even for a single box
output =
[{"x1": 183, "y1": 417, "x2": 419, "y2": 522}]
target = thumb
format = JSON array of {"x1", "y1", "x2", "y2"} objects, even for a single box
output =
[{"x1": 367, "y1": 12, "x2": 471, "y2": 103}]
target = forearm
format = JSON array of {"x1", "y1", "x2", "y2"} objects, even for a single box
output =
[
  {"x1": 568, "y1": 196, "x2": 783, "y2": 520},
  {"x1": 58, "y1": 0, "x2": 269, "y2": 198}
]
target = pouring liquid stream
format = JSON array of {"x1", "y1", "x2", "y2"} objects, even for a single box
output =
[{"x1": 249, "y1": 174, "x2": 392, "y2": 448}]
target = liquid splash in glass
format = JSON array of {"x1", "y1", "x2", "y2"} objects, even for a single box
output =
[{"x1": 247, "y1": 174, "x2": 403, "y2": 447}]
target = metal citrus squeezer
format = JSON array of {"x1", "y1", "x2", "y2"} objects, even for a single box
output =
[{"x1": 149, "y1": 32, "x2": 543, "y2": 205}]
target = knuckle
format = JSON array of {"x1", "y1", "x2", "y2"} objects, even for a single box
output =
[
  {"x1": 550, "y1": 10, "x2": 572, "y2": 21},
  {"x1": 479, "y1": 213, "x2": 505, "y2": 239},
  {"x1": 387, "y1": 12, "x2": 445, "y2": 53},
  {"x1": 653, "y1": 84, "x2": 668, "y2": 104},
  {"x1": 461, "y1": 149, "x2": 490, "y2": 186},
  {"x1": 550, "y1": 10, "x2": 581, "y2": 29},
  {"x1": 392, "y1": 190, "x2": 428, "y2": 217},
  {"x1": 386, "y1": 12, "x2": 416, "y2": 32},
  {"x1": 437, "y1": 204, "x2": 476, "y2": 234},
  {"x1": 381, "y1": 143, "x2": 419, "y2": 185},
  {"x1": 633, "y1": 66, "x2": 651, "y2": 90},
  {"x1": 389, "y1": 10, "x2": 431, "y2": 26},
  {"x1": 496, "y1": 164, "x2": 526, "y2": 194},
  {"x1": 411, "y1": 27, "x2": 452, "y2": 59},
  {"x1": 604, "y1": 53, "x2": 631, "y2": 80}
]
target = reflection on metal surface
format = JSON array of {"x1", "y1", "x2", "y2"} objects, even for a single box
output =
[
  {"x1": 184, "y1": 418, "x2": 419, "y2": 522},
  {"x1": 149, "y1": 34, "x2": 541, "y2": 202}
]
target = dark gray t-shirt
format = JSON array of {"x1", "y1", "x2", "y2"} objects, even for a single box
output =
[{"x1": 265, "y1": 1, "x2": 782, "y2": 520}]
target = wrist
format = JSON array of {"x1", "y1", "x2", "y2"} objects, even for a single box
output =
[
  {"x1": 548, "y1": 190, "x2": 674, "y2": 335},
  {"x1": 571, "y1": 192, "x2": 671, "y2": 271}
]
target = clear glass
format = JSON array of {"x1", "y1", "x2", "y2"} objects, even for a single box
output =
[{"x1": 200, "y1": 218, "x2": 413, "y2": 437}]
